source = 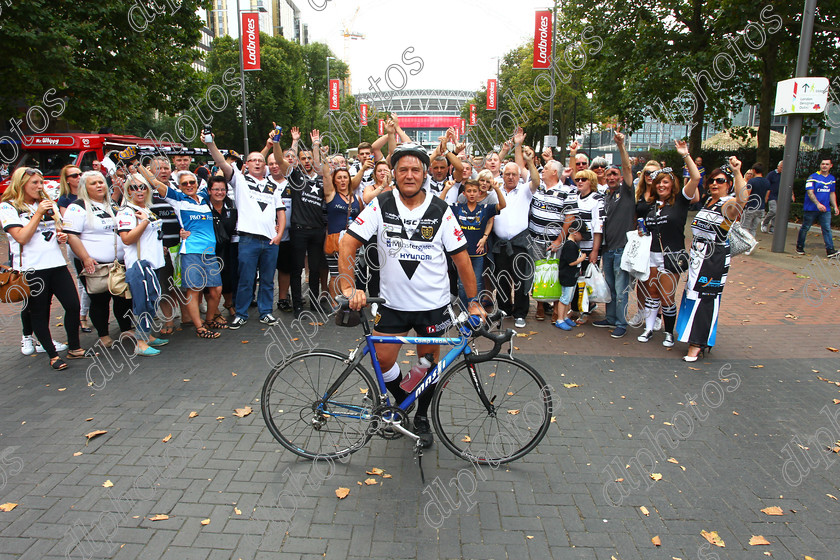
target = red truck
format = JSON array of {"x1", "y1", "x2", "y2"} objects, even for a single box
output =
[{"x1": 0, "y1": 133, "x2": 185, "y2": 195}]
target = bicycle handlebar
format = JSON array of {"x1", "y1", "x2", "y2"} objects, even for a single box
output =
[{"x1": 335, "y1": 295, "x2": 386, "y2": 309}]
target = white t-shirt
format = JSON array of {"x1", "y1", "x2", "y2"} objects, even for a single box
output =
[
  {"x1": 62, "y1": 200, "x2": 126, "y2": 263},
  {"x1": 563, "y1": 190, "x2": 604, "y2": 252},
  {"x1": 350, "y1": 164, "x2": 374, "y2": 201},
  {"x1": 229, "y1": 168, "x2": 285, "y2": 239},
  {"x1": 347, "y1": 190, "x2": 466, "y2": 312},
  {"x1": 493, "y1": 181, "x2": 535, "y2": 240},
  {"x1": 0, "y1": 202, "x2": 66, "y2": 270},
  {"x1": 116, "y1": 205, "x2": 165, "y2": 269}
]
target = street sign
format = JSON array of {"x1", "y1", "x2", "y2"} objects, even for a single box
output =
[{"x1": 774, "y1": 77, "x2": 829, "y2": 115}]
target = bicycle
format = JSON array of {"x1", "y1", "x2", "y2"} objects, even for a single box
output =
[{"x1": 261, "y1": 297, "x2": 553, "y2": 474}]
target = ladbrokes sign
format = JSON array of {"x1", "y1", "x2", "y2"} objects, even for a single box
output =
[
  {"x1": 242, "y1": 13, "x2": 261, "y2": 71},
  {"x1": 533, "y1": 10, "x2": 552, "y2": 70}
]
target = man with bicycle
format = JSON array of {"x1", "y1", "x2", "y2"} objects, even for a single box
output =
[{"x1": 338, "y1": 144, "x2": 485, "y2": 448}]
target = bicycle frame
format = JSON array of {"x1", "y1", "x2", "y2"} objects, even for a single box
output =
[{"x1": 320, "y1": 308, "x2": 492, "y2": 421}]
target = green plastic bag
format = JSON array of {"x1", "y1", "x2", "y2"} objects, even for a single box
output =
[{"x1": 532, "y1": 255, "x2": 561, "y2": 301}]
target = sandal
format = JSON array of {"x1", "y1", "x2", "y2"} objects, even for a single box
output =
[
  {"x1": 206, "y1": 314, "x2": 229, "y2": 329},
  {"x1": 50, "y1": 357, "x2": 68, "y2": 370},
  {"x1": 160, "y1": 325, "x2": 175, "y2": 336},
  {"x1": 80, "y1": 316, "x2": 92, "y2": 333},
  {"x1": 225, "y1": 306, "x2": 236, "y2": 318},
  {"x1": 195, "y1": 325, "x2": 220, "y2": 339},
  {"x1": 66, "y1": 348, "x2": 87, "y2": 360}
]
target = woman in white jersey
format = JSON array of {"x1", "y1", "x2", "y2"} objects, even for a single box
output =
[
  {"x1": 57, "y1": 164, "x2": 91, "y2": 333},
  {"x1": 64, "y1": 171, "x2": 132, "y2": 349},
  {"x1": 0, "y1": 168, "x2": 85, "y2": 369},
  {"x1": 117, "y1": 174, "x2": 169, "y2": 356}
]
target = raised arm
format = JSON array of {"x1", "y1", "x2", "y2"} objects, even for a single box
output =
[
  {"x1": 615, "y1": 128, "x2": 633, "y2": 187},
  {"x1": 513, "y1": 128, "x2": 527, "y2": 180},
  {"x1": 310, "y1": 129, "x2": 325, "y2": 175},
  {"x1": 392, "y1": 113, "x2": 412, "y2": 143},
  {"x1": 205, "y1": 132, "x2": 234, "y2": 182},
  {"x1": 491, "y1": 182, "x2": 507, "y2": 212},
  {"x1": 676, "y1": 139, "x2": 701, "y2": 199},
  {"x1": 371, "y1": 131, "x2": 389, "y2": 161}
]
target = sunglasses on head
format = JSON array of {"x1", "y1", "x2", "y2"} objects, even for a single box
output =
[{"x1": 24, "y1": 168, "x2": 42, "y2": 176}]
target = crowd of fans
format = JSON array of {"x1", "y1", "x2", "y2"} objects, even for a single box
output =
[{"x1": 2, "y1": 113, "x2": 836, "y2": 368}]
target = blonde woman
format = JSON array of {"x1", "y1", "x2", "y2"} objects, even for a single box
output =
[
  {"x1": 0, "y1": 168, "x2": 85, "y2": 369},
  {"x1": 117, "y1": 174, "x2": 168, "y2": 356},
  {"x1": 63, "y1": 171, "x2": 132, "y2": 348},
  {"x1": 57, "y1": 164, "x2": 92, "y2": 332}
]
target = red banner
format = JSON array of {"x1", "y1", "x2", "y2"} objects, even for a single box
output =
[
  {"x1": 378, "y1": 119, "x2": 384, "y2": 135},
  {"x1": 487, "y1": 79, "x2": 497, "y2": 110},
  {"x1": 329, "y1": 79, "x2": 340, "y2": 111},
  {"x1": 459, "y1": 119, "x2": 466, "y2": 136},
  {"x1": 533, "y1": 10, "x2": 552, "y2": 69},
  {"x1": 242, "y1": 13, "x2": 260, "y2": 71},
  {"x1": 360, "y1": 103, "x2": 368, "y2": 126},
  {"x1": 469, "y1": 104, "x2": 476, "y2": 126}
]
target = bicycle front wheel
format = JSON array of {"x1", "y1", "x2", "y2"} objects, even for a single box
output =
[
  {"x1": 432, "y1": 356, "x2": 553, "y2": 464},
  {"x1": 261, "y1": 349, "x2": 379, "y2": 460}
]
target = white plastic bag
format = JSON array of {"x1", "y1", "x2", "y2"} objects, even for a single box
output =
[
  {"x1": 583, "y1": 264, "x2": 611, "y2": 303},
  {"x1": 620, "y1": 231, "x2": 652, "y2": 281}
]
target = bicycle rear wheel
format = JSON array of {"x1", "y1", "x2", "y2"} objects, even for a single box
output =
[
  {"x1": 432, "y1": 356, "x2": 553, "y2": 464},
  {"x1": 261, "y1": 349, "x2": 379, "y2": 460}
]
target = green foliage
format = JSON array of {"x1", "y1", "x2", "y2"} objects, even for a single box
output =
[{"x1": 0, "y1": 0, "x2": 211, "y2": 130}]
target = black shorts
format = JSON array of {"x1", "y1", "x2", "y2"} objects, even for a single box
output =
[
  {"x1": 276, "y1": 240, "x2": 293, "y2": 274},
  {"x1": 373, "y1": 305, "x2": 452, "y2": 336}
]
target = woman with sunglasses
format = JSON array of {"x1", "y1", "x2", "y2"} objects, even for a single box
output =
[
  {"x1": 0, "y1": 168, "x2": 85, "y2": 369},
  {"x1": 57, "y1": 165, "x2": 92, "y2": 333},
  {"x1": 676, "y1": 157, "x2": 747, "y2": 361},
  {"x1": 323, "y1": 164, "x2": 363, "y2": 299},
  {"x1": 637, "y1": 141, "x2": 701, "y2": 347},
  {"x1": 115, "y1": 174, "x2": 168, "y2": 356},
  {"x1": 63, "y1": 171, "x2": 133, "y2": 350}
]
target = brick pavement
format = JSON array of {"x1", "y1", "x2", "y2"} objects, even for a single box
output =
[{"x1": 2, "y1": 227, "x2": 840, "y2": 559}]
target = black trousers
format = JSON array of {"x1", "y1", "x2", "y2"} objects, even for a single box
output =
[
  {"x1": 26, "y1": 266, "x2": 81, "y2": 358},
  {"x1": 290, "y1": 227, "x2": 325, "y2": 310},
  {"x1": 492, "y1": 245, "x2": 532, "y2": 320},
  {"x1": 74, "y1": 260, "x2": 133, "y2": 337}
]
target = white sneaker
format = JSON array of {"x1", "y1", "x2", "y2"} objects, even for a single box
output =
[
  {"x1": 637, "y1": 329, "x2": 653, "y2": 343},
  {"x1": 654, "y1": 316, "x2": 662, "y2": 331},
  {"x1": 629, "y1": 309, "x2": 644, "y2": 328},
  {"x1": 36, "y1": 339, "x2": 68, "y2": 353},
  {"x1": 663, "y1": 333, "x2": 674, "y2": 347},
  {"x1": 514, "y1": 318, "x2": 526, "y2": 328},
  {"x1": 21, "y1": 336, "x2": 35, "y2": 356}
]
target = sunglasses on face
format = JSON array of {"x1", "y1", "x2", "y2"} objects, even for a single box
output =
[
  {"x1": 591, "y1": 165, "x2": 605, "y2": 170},
  {"x1": 711, "y1": 177, "x2": 728, "y2": 184},
  {"x1": 574, "y1": 178, "x2": 588, "y2": 182},
  {"x1": 575, "y1": 162, "x2": 587, "y2": 167},
  {"x1": 66, "y1": 172, "x2": 82, "y2": 179},
  {"x1": 180, "y1": 180, "x2": 197, "y2": 187},
  {"x1": 129, "y1": 185, "x2": 148, "y2": 191}
]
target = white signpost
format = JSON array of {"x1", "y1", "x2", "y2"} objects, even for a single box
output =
[{"x1": 774, "y1": 77, "x2": 830, "y2": 115}]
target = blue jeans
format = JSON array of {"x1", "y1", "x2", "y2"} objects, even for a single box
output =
[
  {"x1": 236, "y1": 235, "x2": 279, "y2": 320},
  {"x1": 602, "y1": 247, "x2": 630, "y2": 328},
  {"x1": 458, "y1": 255, "x2": 484, "y2": 311},
  {"x1": 797, "y1": 210, "x2": 836, "y2": 254}
]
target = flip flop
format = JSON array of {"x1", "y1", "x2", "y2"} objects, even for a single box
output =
[
  {"x1": 65, "y1": 349, "x2": 87, "y2": 360},
  {"x1": 50, "y1": 357, "x2": 68, "y2": 370}
]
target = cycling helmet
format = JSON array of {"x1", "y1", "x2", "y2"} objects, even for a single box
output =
[{"x1": 389, "y1": 142, "x2": 431, "y2": 169}]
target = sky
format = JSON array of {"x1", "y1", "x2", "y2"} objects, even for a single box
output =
[{"x1": 294, "y1": 0, "x2": 552, "y2": 94}]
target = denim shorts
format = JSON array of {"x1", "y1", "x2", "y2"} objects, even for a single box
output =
[
  {"x1": 181, "y1": 252, "x2": 222, "y2": 290},
  {"x1": 559, "y1": 285, "x2": 575, "y2": 305}
]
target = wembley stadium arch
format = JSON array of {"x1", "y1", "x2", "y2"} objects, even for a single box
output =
[{"x1": 355, "y1": 89, "x2": 475, "y2": 150}]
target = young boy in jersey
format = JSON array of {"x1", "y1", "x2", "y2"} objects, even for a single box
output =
[
  {"x1": 448, "y1": 179, "x2": 506, "y2": 310},
  {"x1": 554, "y1": 227, "x2": 588, "y2": 330}
]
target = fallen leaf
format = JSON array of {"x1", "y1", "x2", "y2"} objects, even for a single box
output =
[
  {"x1": 461, "y1": 436, "x2": 471, "y2": 443},
  {"x1": 700, "y1": 530, "x2": 725, "y2": 547},
  {"x1": 529, "y1": 331, "x2": 538, "y2": 335},
  {"x1": 357, "y1": 481, "x2": 362, "y2": 485},
  {"x1": 489, "y1": 373, "x2": 496, "y2": 377},
  {"x1": 650, "y1": 473, "x2": 662, "y2": 481},
  {"x1": 382, "y1": 474, "x2": 392, "y2": 478},
  {"x1": 200, "y1": 518, "x2": 210, "y2": 526},
  {"x1": 688, "y1": 367, "x2": 700, "y2": 371},
  {"x1": 216, "y1": 416, "x2": 225, "y2": 420},
  {"x1": 640, "y1": 506, "x2": 650, "y2": 516},
  {"x1": 828, "y1": 347, "x2": 839, "y2": 352},
  {"x1": 364, "y1": 478, "x2": 377, "y2": 485},
  {"x1": 359, "y1": 388, "x2": 368, "y2": 394},
  {"x1": 680, "y1": 466, "x2": 686, "y2": 471},
  {"x1": 85, "y1": 418, "x2": 93, "y2": 421},
  {"x1": 507, "y1": 409, "x2": 521, "y2": 415},
  {"x1": 761, "y1": 506, "x2": 784, "y2": 516},
  {"x1": 183, "y1": 379, "x2": 190, "y2": 382},
  {"x1": 85, "y1": 430, "x2": 107, "y2": 441},
  {"x1": 750, "y1": 365, "x2": 764, "y2": 368},
  {"x1": 563, "y1": 383, "x2": 580, "y2": 388},
  {"x1": 550, "y1": 417, "x2": 556, "y2": 423},
  {"x1": 0, "y1": 503, "x2": 18, "y2": 512},
  {"x1": 58, "y1": 388, "x2": 66, "y2": 392},
  {"x1": 575, "y1": 332, "x2": 585, "y2": 338},
  {"x1": 189, "y1": 411, "x2": 198, "y2": 418},
  {"x1": 516, "y1": 333, "x2": 528, "y2": 338},
  {"x1": 827, "y1": 493, "x2": 838, "y2": 500},
  {"x1": 234, "y1": 507, "x2": 241, "y2": 515},
  {"x1": 231, "y1": 372, "x2": 237, "y2": 376},
  {"x1": 514, "y1": 346, "x2": 519, "y2": 350},
  {"x1": 667, "y1": 458, "x2": 679, "y2": 464},
  {"x1": 233, "y1": 406, "x2": 253, "y2": 418},
  {"x1": 148, "y1": 514, "x2": 169, "y2": 521},
  {"x1": 805, "y1": 557, "x2": 816, "y2": 560},
  {"x1": 405, "y1": 350, "x2": 416, "y2": 356},
  {"x1": 652, "y1": 535, "x2": 661, "y2": 546},
  {"x1": 733, "y1": 411, "x2": 739, "y2": 415},
  {"x1": 401, "y1": 360, "x2": 410, "y2": 364},
  {"x1": 663, "y1": 421, "x2": 673, "y2": 426},
  {"x1": 241, "y1": 340, "x2": 249, "y2": 344},
  {"x1": 335, "y1": 488, "x2": 349, "y2": 499},
  {"x1": 103, "y1": 480, "x2": 114, "y2": 488},
  {"x1": 162, "y1": 434, "x2": 172, "y2": 443},
  {"x1": 749, "y1": 535, "x2": 770, "y2": 546},
  {"x1": 526, "y1": 535, "x2": 534, "y2": 539},
  {"x1": 73, "y1": 452, "x2": 82, "y2": 457},
  {"x1": 366, "y1": 467, "x2": 384, "y2": 476},
  {"x1": 615, "y1": 478, "x2": 624, "y2": 482}
]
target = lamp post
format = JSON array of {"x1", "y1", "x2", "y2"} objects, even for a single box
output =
[
  {"x1": 237, "y1": 2, "x2": 268, "y2": 155},
  {"x1": 327, "y1": 56, "x2": 335, "y2": 153}
]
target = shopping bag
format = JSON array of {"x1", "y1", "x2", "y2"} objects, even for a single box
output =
[
  {"x1": 532, "y1": 254, "x2": 561, "y2": 301},
  {"x1": 583, "y1": 264, "x2": 611, "y2": 303},
  {"x1": 620, "y1": 231, "x2": 651, "y2": 281}
]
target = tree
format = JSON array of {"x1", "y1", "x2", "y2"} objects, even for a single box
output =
[{"x1": 0, "y1": 0, "x2": 210, "y2": 130}]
